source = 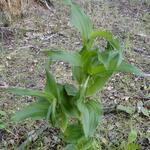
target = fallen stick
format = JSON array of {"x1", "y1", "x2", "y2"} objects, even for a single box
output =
[{"x1": 16, "y1": 125, "x2": 48, "y2": 150}]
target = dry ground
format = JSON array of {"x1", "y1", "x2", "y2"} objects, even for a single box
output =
[{"x1": 0, "y1": 0, "x2": 150, "y2": 149}]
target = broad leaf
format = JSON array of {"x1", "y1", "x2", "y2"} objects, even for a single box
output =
[
  {"x1": 98, "y1": 51, "x2": 111, "y2": 69},
  {"x1": 46, "y1": 105, "x2": 52, "y2": 121},
  {"x1": 80, "y1": 49, "x2": 98, "y2": 73},
  {"x1": 12, "y1": 100, "x2": 50, "y2": 122},
  {"x1": 80, "y1": 49, "x2": 97, "y2": 65},
  {"x1": 59, "y1": 112, "x2": 68, "y2": 132},
  {"x1": 46, "y1": 50, "x2": 82, "y2": 66},
  {"x1": 90, "y1": 31, "x2": 121, "y2": 50},
  {"x1": 110, "y1": 52, "x2": 122, "y2": 69},
  {"x1": 88, "y1": 64, "x2": 106, "y2": 75},
  {"x1": 0, "y1": 123, "x2": 6, "y2": 129},
  {"x1": 7, "y1": 88, "x2": 46, "y2": 97},
  {"x1": 72, "y1": 66, "x2": 86, "y2": 84},
  {"x1": 90, "y1": 31, "x2": 113, "y2": 42},
  {"x1": 79, "y1": 76, "x2": 90, "y2": 101},
  {"x1": 85, "y1": 101, "x2": 103, "y2": 135},
  {"x1": 64, "y1": 144, "x2": 77, "y2": 150},
  {"x1": 70, "y1": 3, "x2": 92, "y2": 44},
  {"x1": 86, "y1": 74, "x2": 111, "y2": 96},
  {"x1": 50, "y1": 100, "x2": 57, "y2": 125},
  {"x1": 127, "y1": 143, "x2": 139, "y2": 150},
  {"x1": 98, "y1": 51, "x2": 122, "y2": 70},
  {"x1": 117, "y1": 105, "x2": 135, "y2": 114},
  {"x1": 77, "y1": 102, "x2": 89, "y2": 138},
  {"x1": 63, "y1": 123, "x2": 84, "y2": 144},
  {"x1": 45, "y1": 69, "x2": 59, "y2": 99},
  {"x1": 116, "y1": 61, "x2": 144, "y2": 76},
  {"x1": 64, "y1": 84, "x2": 78, "y2": 96},
  {"x1": 77, "y1": 137, "x2": 94, "y2": 150},
  {"x1": 77, "y1": 100, "x2": 103, "y2": 137},
  {"x1": 7, "y1": 88, "x2": 54, "y2": 103},
  {"x1": 58, "y1": 84, "x2": 79, "y2": 117},
  {"x1": 88, "y1": 51, "x2": 122, "y2": 75},
  {"x1": 54, "y1": 107, "x2": 68, "y2": 132},
  {"x1": 128, "y1": 130, "x2": 137, "y2": 144},
  {"x1": 141, "y1": 107, "x2": 149, "y2": 117}
]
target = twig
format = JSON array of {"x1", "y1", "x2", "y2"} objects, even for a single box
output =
[
  {"x1": 17, "y1": 125, "x2": 47, "y2": 150},
  {"x1": 0, "y1": 27, "x2": 39, "y2": 33},
  {"x1": 132, "y1": 96, "x2": 150, "y2": 101},
  {"x1": 45, "y1": 0, "x2": 54, "y2": 10},
  {"x1": 103, "y1": 105, "x2": 117, "y2": 114},
  {"x1": 103, "y1": 101, "x2": 150, "y2": 116}
]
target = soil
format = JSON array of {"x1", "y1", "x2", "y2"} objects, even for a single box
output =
[{"x1": 0, "y1": 0, "x2": 150, "y2": 149}]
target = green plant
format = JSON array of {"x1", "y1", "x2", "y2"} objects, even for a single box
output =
[
  {"x1": 6, "y1": 1, "x2": 145, "y2": 149},
  {"x1": 117, "y1": 105, "x2": 135, "y2": 115},
  {"x1": 137, "y1": 101, "x2": 149, "y2": 117},
  {"x1": 0, "y1": 110, "x2": 7, "y2": 130},
  {"x1": 119, "y1": 130, "x2": 139, "y2": 150}
]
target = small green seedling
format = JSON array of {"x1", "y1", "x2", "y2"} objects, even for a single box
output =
[
  {"x1": 119, "y1": 130, "x2": 139, "y2": 150},
  {"x1": 0, "y1": 110, "x2": 7, "y2": 130},
  {"x1": 6, "y1": 0, "x2": 145, "y2": 149},
  {"x1": 137, "y1": 101, "x2": 149, "y2": 117},
  {"x1": 117, "y1": 105, "x2": 135, "y2": 115}
]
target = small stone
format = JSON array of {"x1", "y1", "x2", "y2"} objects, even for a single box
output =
[
  {"x1": 110, "y1": 96, "x2": 114, "y2": 100},
  {"x1": 6, "y1": 56, "x2": 11, "y2": 60},
  {"x1": 29, "y1": 68, "x2": 33, "y2": 72},
  {"x1": 107, "y1": 86, "x2": 113, "y2": 91},
  {"x1": 123, "y1": 96, "x2": 129, "y2": 101},
  {"x1": 9, "y1": 139, "x2": 14, "y2": 145},
  {"x1": 33, "y1": 60, "x2": 38, "y2": 64},
  {"x1": 115, "y1": 73, "x2": 120, "y2": 76},
  {"x1": 114, "y1": 93, "x2": 118, "y2": 97}
]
